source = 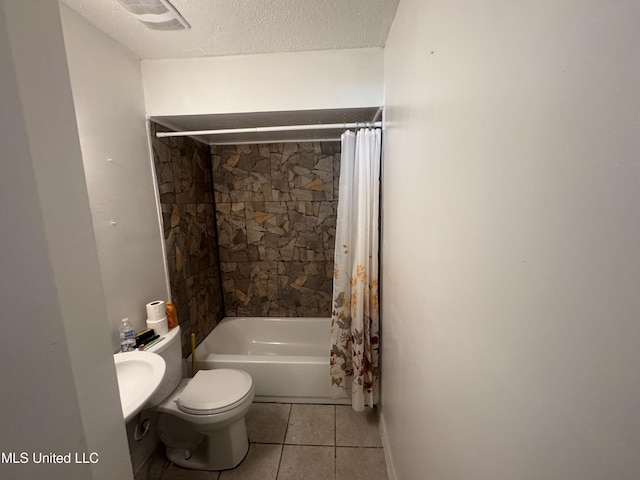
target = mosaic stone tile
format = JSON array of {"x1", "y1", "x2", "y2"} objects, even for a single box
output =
[
  {"x1": 220, "y1": 261, "x2": 279, "y2": 316},
  {"x1": 160, "y1": 141, "x2": 343, "y2": 319},
  {"x1": 215, "y1": 202, "x2": 249, "y2": 262},
  {"x1": 171, "y1": 139, "x2": 212, "y2": 204},
  {"x1": 164, "y1": 203, "x2": 214, "y2": 282},
  {"x1": 151, "y1": 122, "x2": 224, "y2": 355},
  {"x1": 167, "y1": 263, "x2": 224, "y2": 357},
  {"x1": 212, "y1": 144, "x2": 273, "y2": 203},
  {"x1": 303, "y1": 201, "x2": 336, "y2": 262},
  {"x1": 270, "y1": 143, "x2": 336, "y2": 202},
  {"x1": 211, "y1": 142, "x2": 340, "y2": 318},
  {"x1": 277, "y1": 261, "x2": 333, "y2": 317}
]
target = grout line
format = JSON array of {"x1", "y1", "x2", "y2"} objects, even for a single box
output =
[
  {"x1": 283, "y1": 403, "x2": 292, "y2": 444},
  {"x1": 334, "y1": 445, "x2": 386, "y2": 450},
  {"x1": 333, "y1": 405, "x2": 338, "y2": 450},
  {"x1": 334, "y1": 404, "x2": 337, "y2": 478},
  {"x1": 274, "y1": 403, "x2": 292, "y2": 480},
  {"x1": 281, "y1": 442, "x2": 337, "y2": 447},
  {"x1": 264, "y1": 441, "x2": 337, "y2": 447},
  {"x1": 251, "y1": 440, "x2": 290, "y2": 445}
]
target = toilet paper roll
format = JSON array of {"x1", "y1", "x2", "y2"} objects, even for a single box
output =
[
  {"x1": 146, "y1": 317, "x2": 169, "y2": 336},
  {"x1": 146, "y1": 300, "x2": 166, "y2": 322}
]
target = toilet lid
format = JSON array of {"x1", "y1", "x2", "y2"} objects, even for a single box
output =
[{"x1": 177, "y1": 369, "x2": 252, "y2": 415}]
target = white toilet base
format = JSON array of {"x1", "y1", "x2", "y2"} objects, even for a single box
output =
[
  {"x1": 145, "y1": 328, "x2": 255, "y2": 472},
  {"x1": 165, "y1": 417, "x2": 249, "y2": 471},
  {"x1": 156, "y1": 379, "x2": 255, "y2": 471}
]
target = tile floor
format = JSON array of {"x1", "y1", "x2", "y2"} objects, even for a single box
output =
[{"x1": 137, "y1": 403, "x2": 388, "y2": 480}]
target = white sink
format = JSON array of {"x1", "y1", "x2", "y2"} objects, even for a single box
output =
[{"x1": 113, "y1": 350, "x2": 166, "y2": 422}]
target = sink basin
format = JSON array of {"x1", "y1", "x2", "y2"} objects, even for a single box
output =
[{"x1": 113, "y1": 350, "x2": 166, "y2": 422}]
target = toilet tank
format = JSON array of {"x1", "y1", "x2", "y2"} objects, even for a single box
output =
[{"x1": 146, "y1": 326, "x2": 183, "y2": 407}]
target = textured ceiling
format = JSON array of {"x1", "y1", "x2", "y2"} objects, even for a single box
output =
[{"x1": 60, "y1": 0, "x2": 400, "y2": 59}]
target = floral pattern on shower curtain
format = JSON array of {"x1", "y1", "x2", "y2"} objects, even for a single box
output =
[{"x1": 330, "y1": 128, "x2": 381, "y2": 412}]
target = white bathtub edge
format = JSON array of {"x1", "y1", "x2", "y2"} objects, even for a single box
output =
[{"x1": 192, "y1": 317, "x2": 349, "y2": 404}]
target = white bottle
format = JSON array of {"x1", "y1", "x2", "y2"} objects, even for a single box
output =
[{"x1": 119, "y1": 318, "x2": 136, "y2": 352}]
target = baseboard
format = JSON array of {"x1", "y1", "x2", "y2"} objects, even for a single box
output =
[{"x1": 379, "y1": 410, "x2": 398, "y2": 480}]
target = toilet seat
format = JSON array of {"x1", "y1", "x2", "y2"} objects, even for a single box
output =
[{"x1": 177, "y1": 369, "x2": 253, "y2": 415}]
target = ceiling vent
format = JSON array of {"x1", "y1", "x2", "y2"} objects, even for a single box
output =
[{"x1": 114, "y1": 0, "x2": 190, "y2": 30}]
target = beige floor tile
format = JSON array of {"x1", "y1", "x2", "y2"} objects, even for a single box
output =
[
  {"x1": 246, "y1": 403, "x2": 291, "y2": 443},
  {"x1": 160, "y1": 463, "x2": 219, "y2": 480},
  {"x1": 335, "y1": 406, "x2": 382, "y2": 447},
  {"x1": 219, "y1": 443, "x2": 282, "y2": 480},
  {"x1": 277, "y1": 445, "x2": 335, "y2": 480},
  {"x1": 336, "y1": 447, "x2": 387, "y2": 480},
  {"x1": 149, "y1": 404, "x2": 387, "y2": 480},
  {"x1": 285, "y1": 404, "x2": 335, "y2": 446}
]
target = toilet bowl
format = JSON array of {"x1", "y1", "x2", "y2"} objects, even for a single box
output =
[{"x1": 145, "y1": 326, "x2": 255, "y2": 471}]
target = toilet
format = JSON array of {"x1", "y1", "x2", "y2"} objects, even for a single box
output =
[{"x1": 145, "y1": 326, "x2": 254, "y2": 471}]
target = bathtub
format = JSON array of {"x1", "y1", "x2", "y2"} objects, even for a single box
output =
[{"x1": 194, "y1": 317, "x2": 350, "y2": 404}]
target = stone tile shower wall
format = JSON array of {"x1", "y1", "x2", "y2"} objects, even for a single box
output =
[
  {"x1": 151, "y1": 122, "x2": 225, "y2": 356},
  {"x1": 212, "y1": 142, "x2": 340, "y2": 317}
]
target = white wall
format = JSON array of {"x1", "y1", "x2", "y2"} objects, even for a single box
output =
[
  {"x1": 142, "y1": 47, "x2": 383, "y2": 116},
  {"x1": 381, "y1": 1, "x2": 640, "y2": 479},
  {"x1": 0, "y1": 1, "x2": 132, "y2": 479},
  {"x1": 60, "y1": 5, "x2": 168, "y2": 344}
]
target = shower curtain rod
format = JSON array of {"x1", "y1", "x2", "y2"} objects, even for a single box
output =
[
  {"x1": 155, "y1": 121, "x2": 383, "y2": 138},
  {"x1": 212, "y1": 138, "x2": 341, "y2": 145}
]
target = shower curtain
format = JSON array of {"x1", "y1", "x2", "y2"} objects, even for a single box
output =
[{"x1": 330, "y1": 128, "x2": 381, "y2": 412}]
